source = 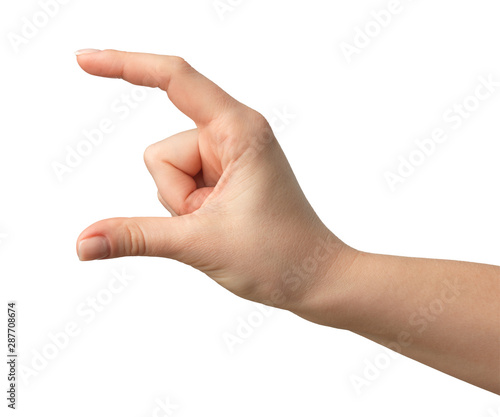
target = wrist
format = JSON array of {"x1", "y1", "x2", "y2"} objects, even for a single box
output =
[
  {"x1": 268, "y1": 228, "x2": 361, "y2": 324},
  {"x1": 288, "y1": 234, "x2": 363, "y2": 328}
]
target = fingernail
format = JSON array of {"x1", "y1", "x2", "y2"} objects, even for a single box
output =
[
  {"x1": 78, "y1": 236, "x2": 110, "y2": 261},
  {"x1": 75, "y1": 48, "x2": 101, "y2": 56}
]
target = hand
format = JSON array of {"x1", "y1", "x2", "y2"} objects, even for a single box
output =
[
  {"x1": 75, "y1": 49, "x2": 356, "y2": 314},
  {"x1": 75, "y1": 50, "x2": 500, "y2": 394}
]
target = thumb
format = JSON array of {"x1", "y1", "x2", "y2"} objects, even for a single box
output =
[{"x1": 76, "y1": 217, "x2": 198, "y2": 262}]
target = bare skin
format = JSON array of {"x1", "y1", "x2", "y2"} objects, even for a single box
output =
[{"x1": 75, "y1": 49, "x2": 500, "y2": 394}]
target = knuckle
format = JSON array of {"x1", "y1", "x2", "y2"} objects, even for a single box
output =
[
  {"x1": 165, "y1": 56, "x2": 191, "y2": 75},
  {"x1": 143, "y1": 144, "x2": 160, "y2": 167},
  {"x1": 250, "y1": 110, "x2": 271, "y2": 131},
  {"x1": 156, "y1": 56, "x2": 191, "y2": 90},
  {"x1": 170, "y1": 55, "x2": 188, "y2": 67},
  {"x1": 245, "y1": 110, "x2": 275, "y2": 146},
  {"x1": 122, "y1": 219, "x2": 147, "y2": 256},
  {"x1": 211, "y1": 108, "x2": 275, "y2": 160},
  {"x1": 230, "y1": 108, "x2": 271, "y2": 132}
]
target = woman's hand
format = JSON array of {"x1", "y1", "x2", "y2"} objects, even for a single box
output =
[
  {"x1": 76, "y1": 50, "x2": 500, "y2": 393},
  {"x1": 75, "y1": 49, "x2": 356, "y2": 314}
]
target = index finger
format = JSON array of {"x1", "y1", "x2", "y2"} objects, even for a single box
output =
[{"x1": 76, "y1": 49, "x2": 237, "y2": 126}]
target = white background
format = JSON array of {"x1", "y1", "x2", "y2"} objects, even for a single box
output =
[{"x1": 1, "y1": 0, "x2": 499, "y2": 416}]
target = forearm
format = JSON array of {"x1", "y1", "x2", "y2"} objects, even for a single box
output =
[{"x1": 297, "y1": 242, "x2": 500, "y2": 393}]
